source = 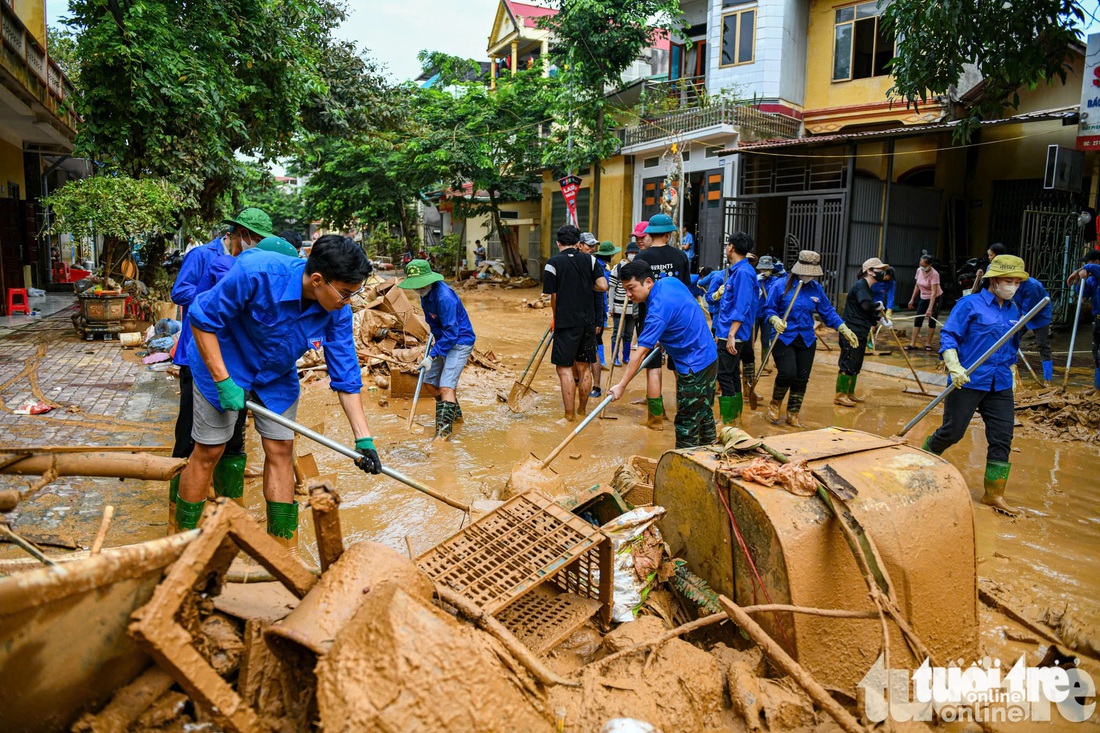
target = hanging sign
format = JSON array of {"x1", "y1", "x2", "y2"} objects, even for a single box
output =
[
  {"x1": 1077, "y1": 33, "x2": 1100, "y2": 150},
  {"x1": 558, "y1": 174, "x2": 582, "y2": 226}
]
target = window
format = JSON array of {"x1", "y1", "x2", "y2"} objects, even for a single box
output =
[
  {"x1": 643, "y1": 156, "x2": 660, "y2": 169},
  {"x1": 832, "y1": 1, "x2": 894, "y2": 81},
  {"x1": 681, "y1": 150, "x2": 691, "y2": 162},
  {"x1": 720, "y1": 5, "x2": 755, "y2": 67}
]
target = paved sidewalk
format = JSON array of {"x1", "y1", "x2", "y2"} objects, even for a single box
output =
[{"x1": 0, "y1": 306, "x2": 179, "y2": 549}]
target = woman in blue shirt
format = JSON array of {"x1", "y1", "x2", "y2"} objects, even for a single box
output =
[
  {"x1": 763, "y1": 250, "x2": 858, "y2": 427},
  {"x1": 922, "y1": 255, "x2": 1031, "y2": 516},
  {"x1": 399, "y1": 259, "x2": 477, "y2": 439}
]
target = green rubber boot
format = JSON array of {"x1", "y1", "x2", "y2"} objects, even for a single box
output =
[
  {"x1": 266, "y1": 500, "x2": 299, "y2": 552},
  {"x1": 454, "y1": 398, "x2": 464, "y2": 424},
  {"x1": 645, "y1": 396, "x2": 665, "y2": 431},
  {"x1": 436, "y1": 401, "x2": 459, "y2": 440},
  {"x1": 835, "y1": 374, "x2": 856, "y2": 407},
  {"x1": 981, "y1": 461, "x2": 1019, "y2": 516},
  {"x1": 213, "y1": 453, "x2": 247, "y2": 504},
  {"x1": 847, "y1": 375, "x2": 865, "y2": 403},
  {"x1": 435, "y1": 397, "x2": 444, "y2": 429},
  {"x1": 920, "y1": 435, "x2": 943, "y2": 455},
  {"x1": 168, "y1": 475, "x2": 180, "y2": 535},
  {"x1": 175, "y1": 496, "x2": 206, "y2": 531}
]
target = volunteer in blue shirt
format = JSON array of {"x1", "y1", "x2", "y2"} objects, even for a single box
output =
[
  {"x1": 176, "y1": 236, "x2": 381, "y2": 548},
  {"x1": 609, "y1": 242, "x2": 640, "y2": 365},
  {"x1": 399, "y1": 259, "x2": 476, "y2": 440},
  {"x1": 763, "y1": 250, "x2": 858, "y2": 427},
  {"x1": 167, "y1": 208, "x2": 272, "y2": 529},
  {"x1": 922, "y1": 255, "x2": 1029, "y2": 516},
  {"x1": 870, "y1": 266, "x2": 896, "y2": 319},
  {"x1": 1013, "y1": 275, "x2": 1054, "y2": 384},
  {"x1": 680, "y1": 228, "x2": 695, "y2": 271},
  {"x1": 699, "y1": 266, "x2": 726, "y2": 327},
  {"x1": 589, "y1": 241, "x2": 619, "y2": 398},
  {"x1": 753, "y1": 256, "x2": 784, "y2": 375},
  {"x1": 609, "y1": 260, "x2": 718, "y2": 449},
  {"x1": 1067, "y1": 249, "x2": 1100, "y2": 391},
  {"x1": 712, "y1": 232, "x2": 758, "y2": 426}
]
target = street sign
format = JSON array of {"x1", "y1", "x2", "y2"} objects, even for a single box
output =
[
  {"x1": 558, "y1": 174, "x2": 582, "y2": 226},
  {"x1": 1077, "y1": 33, "x2": 1100, "y2": 150}
]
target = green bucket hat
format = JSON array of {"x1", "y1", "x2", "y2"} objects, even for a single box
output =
[
  {"x1": 644, "y1": 213, "x2": 677, "y2": 234},
  {"x1": 221, "y1": 207, "x2": 274, "y2": 239},
  {"x1": 256, "y1": 236, "x2": 298, "y2": 258},
  {"x1": 986, "y1": 255, "x2": 1029, "y2": 281},
  {"x1": 596, "y1": 241, "x2": 621, "y2": 256},
  {"x1": 398, "y1": 259, "x2": 444, "y2": 290}
]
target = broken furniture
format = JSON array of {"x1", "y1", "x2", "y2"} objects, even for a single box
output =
[{"x1": 416, "y1": 490, "x2": 613, "y2": 656}]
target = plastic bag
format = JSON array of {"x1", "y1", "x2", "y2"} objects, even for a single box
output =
[{"x1": 601, "y1": 506, "x2": 666, "y2": 623}]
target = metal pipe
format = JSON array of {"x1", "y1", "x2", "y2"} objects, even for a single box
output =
[
  {"x1": 407, "y1": 333, "x2": 434, "y2": 432},
  {"x1": 1062, "y1": 277, "x2": 1087, "y2": 390},
  {"x1": 897, "y1": 296, "x2": 1050, "y2": 437},
  {"x1": 752, "y1": 279, "x2": 803, "y2": 385},
  {"x1": 244, "y1": 401, "x2": 469, "y2": 512}
]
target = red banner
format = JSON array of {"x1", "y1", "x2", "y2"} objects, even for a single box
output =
[{"x1": 558, "y1": 175, "x2": 582, "y2": 226}]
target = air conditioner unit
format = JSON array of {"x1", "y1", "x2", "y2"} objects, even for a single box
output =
[{"x1": 1044, "y1": 144, "x2": 1084, "y2": 193}]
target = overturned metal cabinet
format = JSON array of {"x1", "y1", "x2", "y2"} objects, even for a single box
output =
[{"x1": 655, "y1": 427, "x2": 978, "y2": 696}]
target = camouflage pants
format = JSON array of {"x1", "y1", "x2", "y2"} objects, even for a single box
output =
[{"x1": 674, "y1": 360, "x2": 718, "y2": 449}]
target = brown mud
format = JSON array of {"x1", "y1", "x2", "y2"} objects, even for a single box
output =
[{"x1": 3, "y1": 287, "x2": 1099, "y2": 715}]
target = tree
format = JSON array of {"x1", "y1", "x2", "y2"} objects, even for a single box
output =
[
  {"x1": 407, "y1": 62, "x2": 556, "y2": 276},
  {"x1": 237, "y1": 162, "x2": 310, "y2": 235},
  {"x1": 44, "y1": 175, "x2": 182, "y2": 278},
  {"x1": 45, "y1": 25, "x2": 80, "y2": 87},
  {"x1": 884, "y1": 0, "x2": 1086, "y2": 140},
  {"x1": 539, "y1": 0, "x2": 684, "y2": 224}
]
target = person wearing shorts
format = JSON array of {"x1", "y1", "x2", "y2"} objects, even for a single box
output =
[
  {"x1": 907, "y1": 254, "x2": 942, "y2": 351},
  {"x1": 178, "y1": 236, "x2": 381, "y2": 548},
  {"x1": 543, "y1": 225, "x2": 609, "y2": 421},
  {"x1": 399, "y1": 259, "x2": 476, "y2": 439}
]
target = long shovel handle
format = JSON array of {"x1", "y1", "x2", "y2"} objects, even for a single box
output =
[
  {"x1": 1017, "y1": 349, "x2": 1044, "y2": 388},
  {"x1": 753, "y1": 280, "x2": 803, "y2": 386},
  {"x1": 523, "y1": 331, "x2": 553, "y2": 390},
  {"x1": 604, "y1": 289, "x2": 631, "y2": 394},
  {"x1": 407, "y1": 334, "x2": 435, "y2": 432},
  {"x1": 889, "y1": 323, "x2": 927, "y2": 393},
  {"x1": 540, "y1": 348, "x2": 661, "y2": 469},
  {"x1": 245, "y1": 400, "x2": 469, "y2": 512},
  {"x1": 519, "y1": 325, "x2": 553, "y2": 384},
  {"x1": 1062, "y1": 277, "x2": 1086, "y2": 389},
  {"x1": 896, "y1": 296, "x2": 1049, "y2": 437}
]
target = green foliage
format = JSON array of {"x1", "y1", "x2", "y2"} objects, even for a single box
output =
[
  {"x1": 45, "y1": 25, "x2": 80, "y2": 87},
  {"x1": 238, "y1": 163, "x2": 310, "y2": 234},
  {"x1": 44, "y1": 175, "x2": 182, "y2": 241},
  {"x1": 883, "y1": 0, "x2": 1085, "y2": 141},
  {"x1": 416, "y1": 50, "x2": 483, "y2": 87},
  {"x1": 64, "y1": 0, "x2": 387, "y2": 220}
]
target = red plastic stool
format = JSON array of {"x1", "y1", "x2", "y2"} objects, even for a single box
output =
[{"x1": 6, "y1": 288, "x2": 30, "y2": 316}]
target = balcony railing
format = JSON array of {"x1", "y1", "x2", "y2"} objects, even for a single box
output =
[
  {"x1": 0, "y1": 2, "x2": 78, "y2": 136},
  {"x1": 623, "y1": 98, "x2": 802, "y2": 148}
]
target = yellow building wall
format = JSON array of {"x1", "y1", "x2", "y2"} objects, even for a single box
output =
[
  {"x1": 0, "y1": 138, "x2": 26, "y2": 200},
  {"x1": 12, "y1": 0, "x2": 47, "y2": 44},
  {"x1": 539, "y1": 156, "x2": 635, "y2": 264}
]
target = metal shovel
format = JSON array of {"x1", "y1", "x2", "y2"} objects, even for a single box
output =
[{"x1": 507, "y1": 325, "x2": 552, "y2": 412}]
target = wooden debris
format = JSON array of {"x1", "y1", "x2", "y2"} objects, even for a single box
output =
[
  {"x1": 71, "y1": 666, "x2": 175, "y2": 733},
  {"x1": 308, "y1": 481, "x2": 344, "y2": 573}
]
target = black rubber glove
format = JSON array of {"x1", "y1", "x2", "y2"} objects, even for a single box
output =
[{"x1": 354, "y1": 437, "x2": 381, "y2": 475}]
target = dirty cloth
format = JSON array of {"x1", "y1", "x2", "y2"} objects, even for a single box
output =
[{"x1": 731, "y1": 457, "x2": 817, "y2": 497}]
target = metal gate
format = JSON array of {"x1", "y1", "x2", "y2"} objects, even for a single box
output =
[
  {"x1": 785, "y1": 194, "x2": 846, "y2": 301},
  {"x1": 1019, "y1": 209, "x2": 1082, "y2": 324},
  {"x1": 696, "y1": 169, "x2": 724, "y2": 270},
  {"x1": 722, "y1": 198, "x2": 757, "y2": 271}
]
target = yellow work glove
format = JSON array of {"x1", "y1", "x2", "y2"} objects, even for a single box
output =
[
  {"x1": 942, "y1": 348, "x2": 969, "y2": 387},
  {"x1": 885, "y1": 308, "x2": 893, "y2": 320},
  {"x1": 710, "y1": 284, "x2": 725, "y2": 303},
  {"x1": 838, "y1": 323, "x2": 859, "y2": 348},
  {"x1": 1011, "y1": 364, "x2": 1018, "y2": 393},
  {"x1": 768, "y1": 315, "x2": 786, "y2": 334}
]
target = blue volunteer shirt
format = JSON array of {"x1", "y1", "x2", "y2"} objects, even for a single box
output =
[
  {"x1": 1084, "y1": 263, "x2": 1100, "y2": 314},
  {"x1": 1012, "y1": 276, "x2": 1051, "y2": 331},
  {"x1": 871, "y1": 279, "x2": 896, "y2": 310},
  {"x1": 420, "y1": 281, "x2": 476, "y2": 358},
  {"x1": 698, "y1": 269, "x2": 725, "y2": 317},
  {"x1": 714, "y1": 258, "x2": 758, "y2": 342},
  {"x1": 171, "y1": 237, "x2": 227, "y2": 366},
  {"x1": 939, "y1": 288, "x2": 1021, "y2": 392},
  {"x1": 757, "y1": 273, "x2": 781, "y2": 317},
  {"x1": 637, "y1": 278, "x2": 717, "y2": 374},
  {"x1": 188, "y1": 250, "x2": 362, "y2": 413},
  {"x1": 764, "y1": 278, "x2": 843, "y2": 346}
]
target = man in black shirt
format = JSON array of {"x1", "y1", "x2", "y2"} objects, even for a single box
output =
[
  {"x1": 837, "y1": 257, "x2": 887, "y2": 407},
  {"x1": 634, "y1": 214, "x2": 691, "y2": 429},
  {"x1": 543, "y1": 225, "x2": 609, "y2": 421}
]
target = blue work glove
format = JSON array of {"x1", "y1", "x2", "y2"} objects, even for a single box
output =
[
  {"x1": 354, "y1": 437, "x2": 381, "y2": 475},
  {"x1": 214, "y1": 377, "x2": 246, "y2": 411}
]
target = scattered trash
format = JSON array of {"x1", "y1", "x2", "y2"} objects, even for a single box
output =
[
  {"x1": 26, "y1": 287, "x2": 46, "y2": 297},
  {"x1": 141, "y1": 352, "x2": 171, "y2": 365},
  {"x1": 13, "y1": 401, "x2": 52, "y2": 415},
  {"x1": 602, "y1": 506, "x2": 667, "y2": 623}
]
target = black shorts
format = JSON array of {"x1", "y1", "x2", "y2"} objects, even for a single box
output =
[{"x1": 552, "y1": 324, "x2": 598, "y2": 366}]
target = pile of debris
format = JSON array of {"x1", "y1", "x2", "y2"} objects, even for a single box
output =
[
  {"x1": 296, "y1": 275, "x2": 505, "y2": 393},
  {"x1": 458, "y1": 260, "x2": 539, "y2": 290},
  {"x1": 1016, "y1": 390, "x2": 1100, "y2": 444}
]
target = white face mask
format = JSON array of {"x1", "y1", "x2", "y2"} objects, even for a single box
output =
[
  {"x1": 798, "y1": 275, "x2": 813, "y2": 284},
  {"x1": 626, "y1": 253, "x2": 636, "y2": 262},
  {"x1": 991, "y1": 281, "x2": 1019, "y2": 300},
  {"x1": 415, "y1": 286, "x2": 432, "y2": 298},
  {"x1": 920, "y1": 265, "x2": 931, "y2": 273}
]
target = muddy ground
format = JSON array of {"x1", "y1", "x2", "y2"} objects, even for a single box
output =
[{"x1": 3, "y1": 285, "x2": 1098, "y2": 679}]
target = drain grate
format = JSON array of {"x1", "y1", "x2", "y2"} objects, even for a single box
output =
[
  {"x1": 417, "y1": 491, "x2": 611, "y2": 619},
  {"x1": 496, "y1": 585, "x2": 602, "y2": 656}
]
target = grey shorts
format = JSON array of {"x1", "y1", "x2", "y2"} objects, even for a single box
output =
[
  {"x1": 191, "y1": 383, "x2": 298, "y2": 444},
  {"x1": 425, "y1": 343, "x2": 474, "y2": 390}
]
